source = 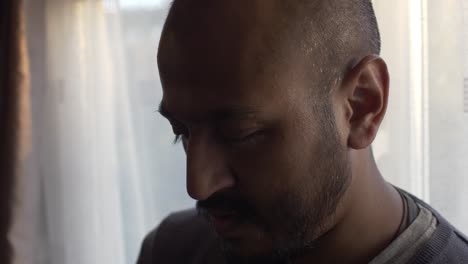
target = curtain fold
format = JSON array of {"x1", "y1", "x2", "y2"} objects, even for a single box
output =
[
  {"x1": 0, "y1": 0, "x2": 31, "y2": 263},
  {"x1": 24, "y1": 1, "x2": 147, "y2": 263}
]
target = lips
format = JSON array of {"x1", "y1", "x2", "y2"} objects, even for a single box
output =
[{"x1": 208, "y1": 210, "x2": 239, "y2": 235}]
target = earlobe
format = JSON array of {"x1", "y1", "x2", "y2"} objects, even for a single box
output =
[{"x1": 344, "y1": 55, "x2": 389, "y2": 150}]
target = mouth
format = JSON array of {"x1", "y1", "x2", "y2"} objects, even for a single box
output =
[{"x1": 208, "y1": 210, "x2": 240, "y2": 236}]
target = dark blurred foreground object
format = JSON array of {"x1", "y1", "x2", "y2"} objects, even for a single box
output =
[{"x1": 0, "y1": 0, "x2": 31, "y2": 263}]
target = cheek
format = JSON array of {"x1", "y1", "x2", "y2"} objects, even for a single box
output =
[{"x1": 229, "y1": 125, "x2": 323, "y2": 211}]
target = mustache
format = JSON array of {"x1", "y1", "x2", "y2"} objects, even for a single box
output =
[{"x1": 196, "y1": 190, "x2": 254, "y2": 218}]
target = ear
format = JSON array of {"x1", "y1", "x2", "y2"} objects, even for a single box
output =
[{"x1": 339, "y1": 55, "x2": 389, "y2": 149}]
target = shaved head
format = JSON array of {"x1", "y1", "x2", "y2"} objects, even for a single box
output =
[
  {"x1": 280, "y1": 0, "x2": 381, "y2": 94},
  {"x1": 160, "y1": 0, "x2": 380, "y2": 96}
]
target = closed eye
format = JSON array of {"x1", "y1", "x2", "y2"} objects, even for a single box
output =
[
  {"x1": 170, "y1": 122, "x2": 189, "y2": 145},
  {"x1": 223, "y1": 130, "x2": 265, "y2": 147}
]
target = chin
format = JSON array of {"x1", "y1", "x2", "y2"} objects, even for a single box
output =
[
  {"x1": 219, "y1": 236, "x2": 276, "y2": 264},
  {"x1": 220, "y1": 234, "x2": 304, "y2": 264}
]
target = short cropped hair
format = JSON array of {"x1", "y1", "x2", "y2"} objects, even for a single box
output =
[{"x1": 279, "y1": 0, "x2": 381, "y2": 95}]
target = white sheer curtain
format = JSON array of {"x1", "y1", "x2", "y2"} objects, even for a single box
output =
[
  {"x1": 29, "y1": 0, "x2": 133, "y2": 263},
  {"x1": 23, "y1": 0, "x2": 192, "y2": 263},
  {"x1": 17, "y1": 0, "x2": 468, "y2": 263}
]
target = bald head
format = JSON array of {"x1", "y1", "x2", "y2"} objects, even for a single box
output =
[{"x1": 158, "y1": 0, "x2": 380, "y2": 96}]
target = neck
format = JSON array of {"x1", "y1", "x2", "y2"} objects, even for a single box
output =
[{"x1": 298, "y1": 148, "x2": 403, "y2": 264}]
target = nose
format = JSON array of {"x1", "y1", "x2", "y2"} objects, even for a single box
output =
[{"x1": 185, "y1": 130, "x2": 235, "y2": 201}]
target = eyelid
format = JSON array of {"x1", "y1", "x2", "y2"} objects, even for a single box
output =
[
  {"x1": 218, "y1": 120, "x2": 262, "y2": 138},
  {"x1": 224, "y1": 130, "x2": 265, "y2": 147},
  {"x1": 169, "y1": 119, "x2": 189, "y2": 140},
  {"x1": 168, "y1": 116, "x2": 267, "y2": 146},
  {"x1": 221, "y1": 128, "x2": 258, "y2": 139}
]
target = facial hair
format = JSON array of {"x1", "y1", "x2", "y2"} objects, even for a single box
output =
[{"x1": 197, "y1": 100, "x2": 351, "y2": 264}]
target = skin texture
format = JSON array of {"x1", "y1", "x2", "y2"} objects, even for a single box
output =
[{"x1": 157, "y1": 0, "x2": 403, "y2": 263}]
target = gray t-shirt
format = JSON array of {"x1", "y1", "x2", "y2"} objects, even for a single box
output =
[{"x1": 370, "y1": 192, "x2": 437, "y2": 264}]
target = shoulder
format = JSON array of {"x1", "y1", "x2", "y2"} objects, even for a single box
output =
[
  {"x1": 405, "y1": 192, "x2": 468, "y2": 263},
  {"x1": 137, "y1": 208, "x2": 222, "y2": 264},
  {"x1": 411, "y1": 216, "x2": 468, "y2": 264}
]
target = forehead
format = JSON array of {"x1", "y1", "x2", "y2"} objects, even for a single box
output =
[
  {"x1": 158, "y1": 1, "x2": 284, "y2": 83},
  {"x1": 157, "y1": 0, "x2": 309, "y2": 119}
]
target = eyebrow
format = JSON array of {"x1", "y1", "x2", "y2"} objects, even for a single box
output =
[{"x1": 158, "y1": 102, "x2": 260, "y2": 123}]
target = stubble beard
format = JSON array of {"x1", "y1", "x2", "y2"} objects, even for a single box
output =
[{"x1": 221, "y1": 102, "x2": 351, "y2": 264}]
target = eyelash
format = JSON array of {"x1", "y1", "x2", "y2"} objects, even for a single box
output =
[
  {"x1": 169, "y1": 120, "x2": 189, "y2": 145},
  {"x1": 172, "y1": 130, "x2": 264, "y2": 148},
  {"x1": 173, "y1": 134, "x2": 184, "y2": 144}
]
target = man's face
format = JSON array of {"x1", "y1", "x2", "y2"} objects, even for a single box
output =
[{"x1": 158, "y1": 2, "x2": 351, "y2": 263}]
